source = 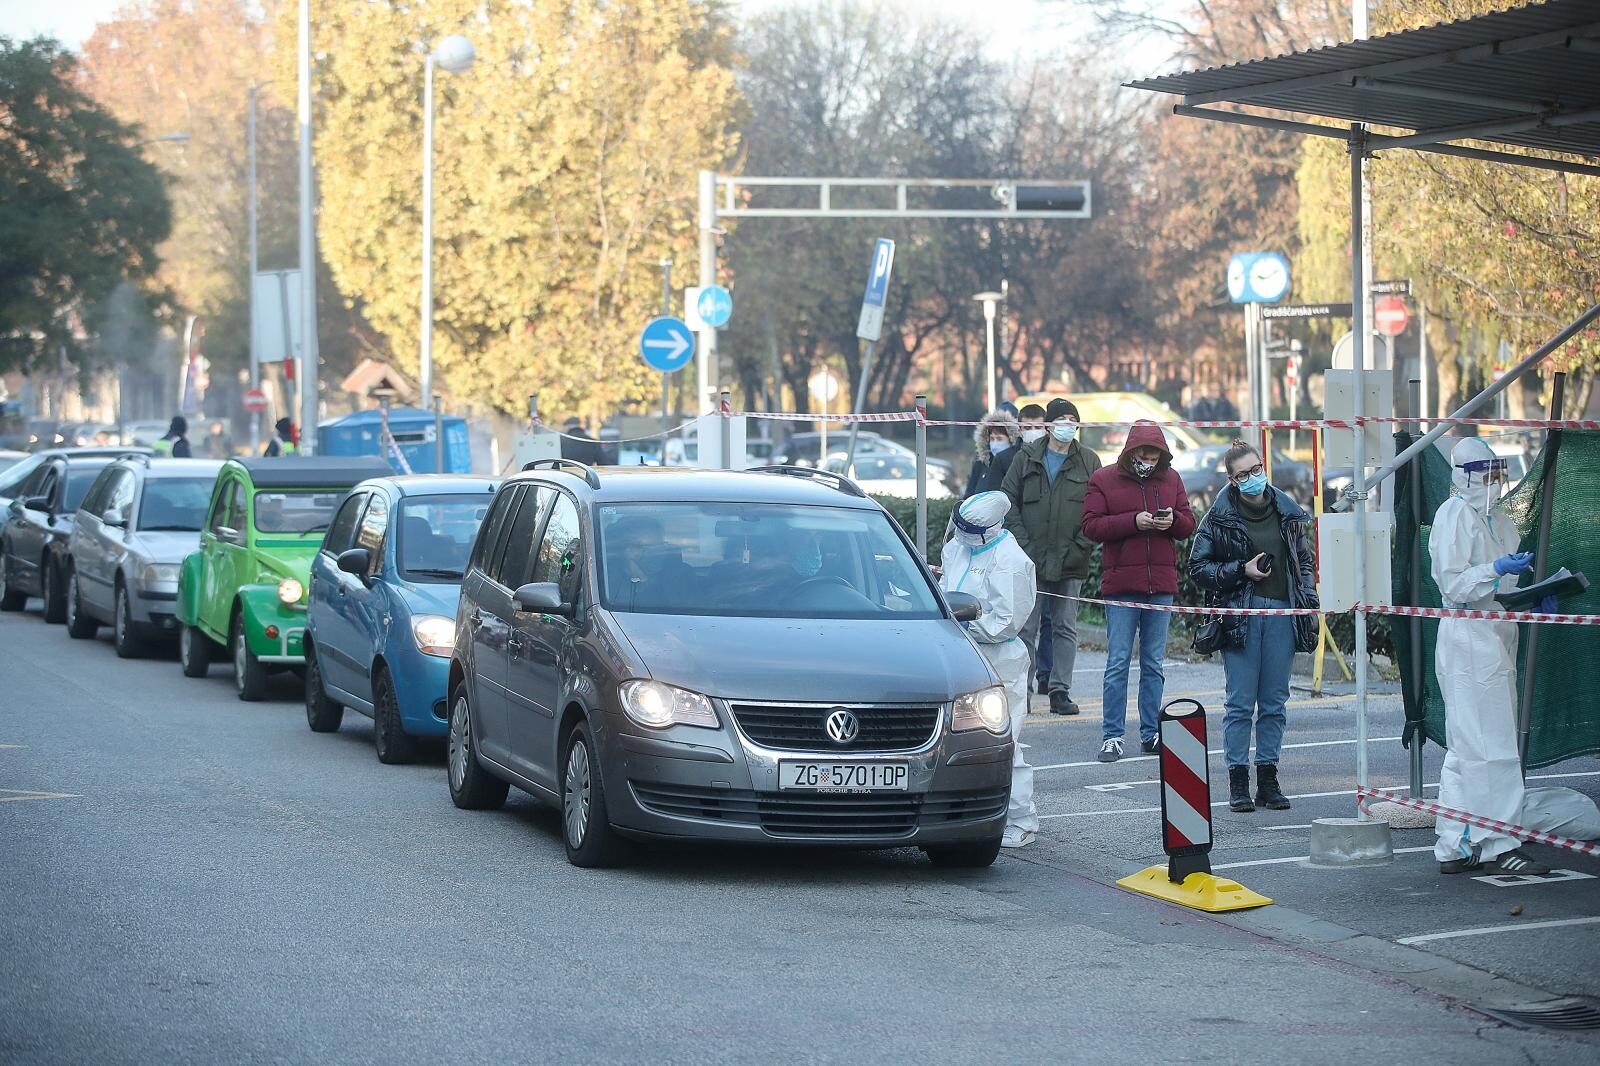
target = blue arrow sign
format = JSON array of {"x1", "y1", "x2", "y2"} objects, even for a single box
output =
[
  {"x1": 639, "y1": 316, "x2": 693, "y2": 373},
  {"x1": 696, "y1": 285, "x2": 732, "y2": 329}
]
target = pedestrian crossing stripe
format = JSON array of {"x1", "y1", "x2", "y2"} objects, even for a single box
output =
[{"x1": 0, "y1": 788, "x2": 81, "y2": 802}]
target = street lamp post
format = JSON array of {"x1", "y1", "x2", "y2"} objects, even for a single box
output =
[
  {"x1": 296, "y1": 0, "x2": 320, "y2": 455},
  {"x1": 974, "y1": 291, "x2": 1005, "y2": 412},
  {"x1": 419, "y1": 34, "x2": 475, "y2": 414}
]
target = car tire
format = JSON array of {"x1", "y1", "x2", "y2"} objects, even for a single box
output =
[
  {"x1": 561, "y1": 719, "x2": 631, "y2": 869},
  {"x1": 65, "y1": 568, "x2": 98, "y2": 639},
  {"x1": 0, "y1": 551, "x2": 24, "y2": 612},
  {"x1": 40, "y1": 558, "x2": 66, "y2": 624},
  {"x1": 113, "y1": 582, "x2": 148, "y2": 659},
  {"x1": 372, "y1": 665, "x2": 418, "y2": 765},
  {"x1": 446, "y1": 682, "x2": 508, "y2": 811},
  {"x1": 232, "y1": 613, "x2": 268, "y2": 702},
  {"x1": 179, "y1": 622, "x2": 211, "y2": 676},
  {"x1": 303, "y1": 644, "x2": 344, "y2": 733},
  {"x1": 923, "y1": 836, "x2": 1004, "y2": 869}
]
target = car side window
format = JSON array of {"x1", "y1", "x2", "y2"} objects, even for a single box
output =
[
  {"x1": 355, "y1": 494, "x2": 389, "y2": 577},
  {"x1": 207, "y1": 478, "x2": 233, "y2": 534},
  {"x1": 470, "y1": 486, "x2": 519, "y2": 575},
  {"x1": 529, "y1": 494, "x2": 582, "y2": 605},
  {"x1": 106, "y1": 470, "x2": 136, "y2": 523},
  {"x1": 493, "y1": 486, "x2": 548, "y2": 589},
  {"x1": 35, "y1": 465, "x2": 61, "y2": 507},
  {"x1": 79, "y1": 467, "x2": 116, "y2": 516},
  {"x1": 322, "y1": 493, "x2": 367, "y2": 556},
  {"x1": 209, "y1": 478, "x2": 244, "y2": 535}
]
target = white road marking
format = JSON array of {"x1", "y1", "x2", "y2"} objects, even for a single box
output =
[
  {"x1": 1471, "y1": 869, "x2": 1596, "y2": 888},
  {"x1": 1033, "y1": 735, "x2": 1403, "y2": 773},
  {"x1": 0, "y1": 788, "x2": 81, "y2": 802},
  {"x1": 1397, "y1": 916, "x2": 1600, "y2": 946},
  {"x1": 1262, "y1": 823, "x2": 1315, "y2": 831},
  {"x1": 1213, "y1": 846, "x2": 1434, "y2": 870},
  {"x1": 1085, "y1": 780, "x2": 1158, "y2": 792}
]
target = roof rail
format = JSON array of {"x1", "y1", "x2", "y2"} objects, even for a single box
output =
[
  {"x1": 522, "y1": 457, "x2": 602, "y2": 489},
  {"x1": 750, "y1": 464, "x2": 868, "y2": 498}
]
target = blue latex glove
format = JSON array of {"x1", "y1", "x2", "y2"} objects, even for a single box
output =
[
  {"x1": 1536, "y1": 594, "x2": 1558, "y2": 614},
  {"x1": 1494, "y1": 551, "x2": 1535, "y2": 576}
]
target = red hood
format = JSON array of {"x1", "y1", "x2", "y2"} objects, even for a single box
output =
[{"x1": 1118, "y1": 421, "x2": 1171, "y2": 474}]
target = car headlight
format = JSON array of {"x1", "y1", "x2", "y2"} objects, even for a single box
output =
[
  {"x1": 618, "y1": 680, "x2": 719, "y2": 730},
  {"x1": 140, "y1": 563, "x2": 179, "y2": 585},
  {"x1": 952, "y1": 686, "x2": 1009, "y2": 734},
  {"x1": 411, "y1": 614, "x2": 455, "y2": 658},
  {"x1": 277, "y1": 577, "x2": 304, "y2": 604}
]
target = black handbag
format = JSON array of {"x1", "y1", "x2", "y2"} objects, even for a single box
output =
[{"x1": 1192, "y1": 596, "x2": 1225, "y2": 655}]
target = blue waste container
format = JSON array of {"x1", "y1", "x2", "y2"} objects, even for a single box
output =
[{"x1": 316, "y1": 407, "x2": 470, "y2": 473}]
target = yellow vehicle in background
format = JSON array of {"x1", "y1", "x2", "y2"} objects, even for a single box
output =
[{"x1": 1010, "y1": 391, "x2": 1207, "y2": 466}]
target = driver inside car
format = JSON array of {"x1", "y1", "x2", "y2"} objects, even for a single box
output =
[{"x1": 610, "y1": 517, "x2": 691, "y2": 610}]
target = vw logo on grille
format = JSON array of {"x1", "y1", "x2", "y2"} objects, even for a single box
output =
[{"x1": 824, "y1": 708, "x2": 860, "y2": 744}]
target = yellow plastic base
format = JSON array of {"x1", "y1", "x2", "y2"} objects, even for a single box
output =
[{"x1": 1115, "y1": 865, "x2": 1274, "y2": 912}]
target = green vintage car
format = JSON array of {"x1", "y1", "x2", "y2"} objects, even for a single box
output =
[{"x1": 177, "y1": 456, "x2": 392, "y2": 700}]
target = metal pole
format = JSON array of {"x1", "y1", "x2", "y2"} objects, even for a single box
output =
[
  {"x1": 247, "y1": 85, "x2": 261, "y2": 455},
  {"x1": 844, "y1": 338, "x2": 874, "y2": 470},
  {"x1": 1244, "y1": 305, "x2": 1259, "y2": 424},
  {"x1": 1517, "y1": 372, "x2": 1566, "y2": 765},
  {"x1": 433, "y1": 394, "x2": 444, "y2": 472},
  {"x1": 819, "y1": 376, "x2": 829, "y2": 464},
  {"x1": 659, "y1": 258, "x2": 672, "y2": 462},
  {"x1": 983, "y1": 300, "x2": 997, "y2": 412},
  {"x1": 697, "y1": 170, "x2": 717, "y2": 414},
  {"x1": 914, "y1": 394, "x2": 928, "y2": 560},
  {"x1": 420, "y1": 54, "x2": 436, "y2": 410},
  {"x1": 1407, "y1": 378, "x2": 1425, "y2": 800},
  {"x1": 1350, "y1": 127, "x2": 1372, "y2": 813},
  {"x1": 718, "y1": 390, "x2": 732, "y2": 470},
  {"x1": 1419, "y1": 295, "x2": 1429, "y2": 426},
  {"x1": 296, "y1": 0, "x2": 320, "y2": 454}
]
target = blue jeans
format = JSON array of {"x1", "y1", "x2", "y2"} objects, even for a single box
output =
[
  {"x1": 1222, "y1": 594, "x2": 1295, "y2": 768},
  {"x1": 1101, "y1": 594, "x2": 1173, "y2": 744},
  {"x1": 1035, "y1": 598, "x2": 1054, "y2": 681}
]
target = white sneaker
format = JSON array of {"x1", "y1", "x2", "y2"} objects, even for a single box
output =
[
  {"x1": 1098, "y1": 738, "x2": 1123, "y2": 763},
  {"x1": 1002, "y1": 827, "x2": 1036, "y2": 849}
]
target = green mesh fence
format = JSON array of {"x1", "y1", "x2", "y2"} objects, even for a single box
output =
[{"x1": 1392, "y1": 430, "x2": 1600, "y2": 770}]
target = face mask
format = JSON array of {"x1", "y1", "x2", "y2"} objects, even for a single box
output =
[
  {"x1": 1021, "y1": 429, "x2": 1046, "y2": 444},
  {"x1": 1050, "y1": 424, "x2": 1077, "y2": 443},
  {"x1": 792, "y1": 544, "x2": 822, "y2": 578},
  {"x1": 1132, "y1": 458, "x2": 1157, "y2": 479},
  {"x1": 1239, "y1": 471, "x2": 1268, "y2": 496},
  {"x1": 988, "y1": 439, "x2": 1008, "y2": 457}
]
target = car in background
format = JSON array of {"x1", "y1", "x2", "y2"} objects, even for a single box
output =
[
  {"x1": 0, "y1": 450, "x2": 26, "y2": 474},
  {"x1": 63, "y1": 457, "x2": 224, "y2": 656},
  {"x1": 1011, "y1": 391, "x2": 1208, "y2": 467},
  {"x1": 1171, "y1": 444, "x2": 1314, "y2": 511},
  {"x1": 121, "y1": 420, "x2": 177, "y2": 449},
  {"x1": 304, "y1": 475, "x2": 497, "y2": 763},
  {"x1": 771, "y1": 431, "x2": 956, "y2": 487},
  {"x1": 0, "y1": 446, "x2": 153, "y2": 515},
  {"x1": 0, "y1": 454, "x2": 121, "y2": 619},
  {"x1": 445, "y1": 464, "x2": 1008, "y2": 869},
  {"x1": 823, "y1": 454, "x2": 953, "y2": 500},
  {"x1": 176, "y1": 456, "x2": 392, "y2": 700}
]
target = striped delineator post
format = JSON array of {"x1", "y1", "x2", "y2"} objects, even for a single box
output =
[{"x1": 1116, "y1": 699, "x2": 1274, "y2": 913}]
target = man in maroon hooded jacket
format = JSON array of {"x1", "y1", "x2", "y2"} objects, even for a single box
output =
[{"x1": 1081, "y1": 420, "x2": 1196, "y2": 762}]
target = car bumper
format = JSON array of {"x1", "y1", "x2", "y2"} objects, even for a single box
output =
[
  {"x1": 395, "y1": 653, "x2": 450, "y2": 736},
  {"x1": 238, "y1": 591, "x2": 308, "y2": 663},
  {"x1": 601, "y1": 705, "x2": 1011, "y2": 848},
  {"x1": 128, "y1": 582, "x2": 180, "y2": 631}
]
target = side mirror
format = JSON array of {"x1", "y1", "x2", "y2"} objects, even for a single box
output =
[
  {"x1": 336, "y1": 547, "x2": 372, "y2": 579},
  {"x1": 101, "y1": 509, "x2": 127, "y2": 529},
  {"x1": 513, "y1": 581, "x2": 572, "y2": 618},
  {"x1": 946, "y1": 591, "x2": 982, "y2": 623},
  {"x1": 23, "y1": 495, "x2": 51, "y2": 511},
  {"x1": 215, "y1": 526, "x2": 243, "y2": 545}
]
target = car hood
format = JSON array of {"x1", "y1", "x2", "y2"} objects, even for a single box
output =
[
  {"x1": 253, "y1": 543, "x2": 319, "y2": 583},
  {"x1": 126, "y1": 530, "x2": 202, "y2": 564},
  {"x1": 606, "y1": 613, "x2": 995, "y2": 704},
  {"x1": 395, "y1": 579, "x2": 461, "y2": 618}
]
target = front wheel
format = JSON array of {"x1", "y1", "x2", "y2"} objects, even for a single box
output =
[
  {"x1": 923, "y1": 837, "x2": 1003, "y2": 868},
  {"x1": 113, "y1": 583, "x2": 148, "y2": 659},
  {"x1": 447, "y1": 684, "x2": 508, "y2": 811},
  {"x1": 303, "y1": 644, "x2": 344, "y2": 733},
  {"x1": 179, "y1": 622, "x2": 211, "y2": 676},
  {"x1": 232, "y1": 613, "x2": 267, "y2": 701},
  {"x1": 40, "y1": 559, "x2": 66, "y2": 624},
  {"x1": 372, "y1": 666, "x2": 418, "y2": 765},
  {"x1": 561, "y1": 720, "x2": 631, "y2": 868},
  {"x1": 65, "y1": 568, "x2": 98, "y2": 639}
]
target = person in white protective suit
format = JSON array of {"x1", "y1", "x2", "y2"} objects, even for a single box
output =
[
  {"x1": 1430, "y1": 437, "x2": 1551, "y2": 875},
  {"x1": 941, "y1": 491, "x2": 1040, "y2": 848}
]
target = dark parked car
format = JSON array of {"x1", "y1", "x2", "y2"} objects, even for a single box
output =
[
  {"x1": 771, "y1": 431, "x2": 957, "y2": 487},
  {"x1": 0, "y1": 446, "x2": 152, "y2": 515},
  {"x1": 0, "y1": 454, "x2": 120, "y2": 619},
  {"x1": 1170, "y1": 444, "x2": 1313, "y2": 511},
  {"x1": 446, "y1": 461, "x2": 1010, "y2": 868}
]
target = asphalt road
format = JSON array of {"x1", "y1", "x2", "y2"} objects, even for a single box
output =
[{"x1": 3, "y1": 602, "x2": 1597, "y2": 1065}]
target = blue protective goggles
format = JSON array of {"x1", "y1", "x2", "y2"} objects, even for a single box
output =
[
  {"x1": 951, "y1": 510, "x2": 991, "y2": 537},
  {"x1": 1459, "y1": 458, "x2": 1508, "y2": 476}
]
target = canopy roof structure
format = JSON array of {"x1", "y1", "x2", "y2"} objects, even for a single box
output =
[{"x1": 1129, "y1": 0, "x2": 1600, "y2": 176}]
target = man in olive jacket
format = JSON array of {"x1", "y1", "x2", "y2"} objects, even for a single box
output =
[{"x1": 1001, "y1": 398, "x2": 1102, "y2": 715}]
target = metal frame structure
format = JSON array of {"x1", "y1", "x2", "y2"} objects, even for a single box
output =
[
  {"x1": 1131, "y1": 0, "x2": 1600, "y2": 841},
  {"x1": 694, "y1": 171, "x2": 1091, "y2": 414}
]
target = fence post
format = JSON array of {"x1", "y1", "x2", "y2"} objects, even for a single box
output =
[
  {"x1": 1518, "y1": 371, "x2": 1566, "y2": 765},
  {"x1": 433, "y1": 393, "x2": 445, "y2": 473},
  {"x1": 914, "y1": 394, "x2": 928, "y2": 559},
  {"x1": 719, "y1": 390, "x2": 732, "y2": 470}
]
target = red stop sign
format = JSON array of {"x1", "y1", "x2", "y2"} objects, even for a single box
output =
[
  {"x1": 1374, "y1": 295, "x2": 1410, "y2": 337},
  {"x1": 243, "y1": 388, "x2": 269, "y2": 413}
]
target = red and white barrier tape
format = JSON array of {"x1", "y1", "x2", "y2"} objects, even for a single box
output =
[
  {"x1": 1037, "y1": 591, "x2": 1320, "y2": 616},
  {"x1": 1357, "y1": 602, "x2": 1600, "y2": 626},
  {"x1": 1354, "y1": 787, "x2": 1600, "y2": 857}
]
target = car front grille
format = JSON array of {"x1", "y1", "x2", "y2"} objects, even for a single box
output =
[
  {"x1": 729, "y1": 702, "x2": 941, "y2": 753},
  {"x1": 631, "y1": 782, "x2": 1008, "y2": 838}
]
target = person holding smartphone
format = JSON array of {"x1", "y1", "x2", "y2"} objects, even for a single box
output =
[
  {"x1": 1082, "y1": 420, "x2": 1196, "y2": 762},
  {"x1": 1189, "y1": 439, "x2": 1320, "y2": 812}
]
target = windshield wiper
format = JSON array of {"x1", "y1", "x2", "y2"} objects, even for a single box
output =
[
  {"x1": 407, "y1": 567, "x2": 463, "y2": 578},
  {"x1": 138, "y1": 525, "x2": 202, "y2": 532}
]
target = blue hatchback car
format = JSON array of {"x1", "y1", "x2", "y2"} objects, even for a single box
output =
[{"x1": 304, "y1": 475, "x2": 497, "y2": 762}]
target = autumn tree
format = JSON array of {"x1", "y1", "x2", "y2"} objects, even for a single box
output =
[
  {"x1": 0, "y1": 36, "x2": 171, "y2": 373},
  {"x1": 281, "y1": 0, "x2": 740, "y2": 421}
]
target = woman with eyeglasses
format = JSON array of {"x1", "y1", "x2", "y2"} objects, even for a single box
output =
[{"x1": 1188, "y1": 439, "x2": 1319, "y2": 813}]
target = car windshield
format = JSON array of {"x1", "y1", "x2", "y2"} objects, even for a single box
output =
[
  {"x1": 65, "y1": 467, "x2": 107, "y2": 511},
  {"x1": 254, "y1": 490, "x2": 343, "y2": 534},
  {"x1": 139, "y1": 478, "x2": 217, "y2": 532},
  {"x1": 597, "y1": 502, "x2": 942, "y2": 619},
  {"x1": 398, "y1": 496, "x2": 489, "y2": 580}
]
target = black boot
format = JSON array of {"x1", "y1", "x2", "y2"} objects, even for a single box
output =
[
  {"x1": 1228, "y1": 766, "x2": 1255, "y2": 812},
  {"x1": 1255, "y1": 764, "x2": 1292, "y2": 811}
]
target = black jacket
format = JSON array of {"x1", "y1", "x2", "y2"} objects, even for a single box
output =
[
  {"x1": 965, "y1": 445, "x2": 1019, "y2": 497},
  {"x1": 1188, "y1": 485, "x2": 1319, "y2": 652}
]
